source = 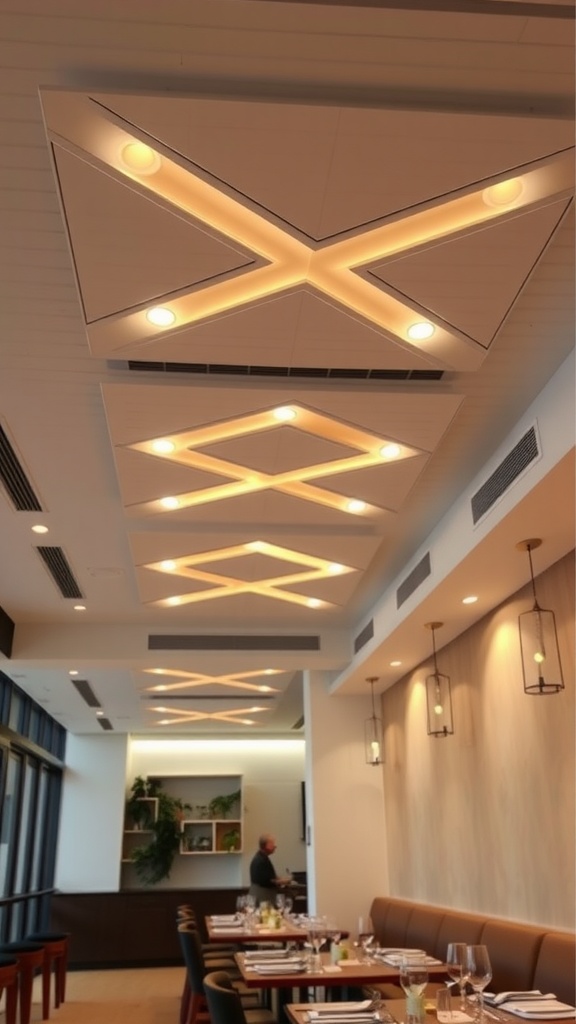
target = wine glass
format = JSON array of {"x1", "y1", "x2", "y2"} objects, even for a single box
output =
[
  {"x1": 446, "y1": 942, "x2": 469, "y2": 1010},
  {"x1": 307, "y1": 915, "x2": 327, "y2": 969},
  {"x1": 466, "y1": 945, "x2": 492, "y2": 1024},
  {"x1": 283, "y1": 896, "x2": 293, "y2": 918},
  {"x1": 275, "y1": 892, "x2": 286, "y2": 913},
  {"x1": 400, "y1": 956, "x2": 429, "y2": 1023}
]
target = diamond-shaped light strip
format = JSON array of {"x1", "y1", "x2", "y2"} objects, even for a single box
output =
[
  {"x1": 149, "y1": 705, "x2": 268, "y2": 726},
  {"x1": 143, "y1": 540, "x2": 355, "y2": 609},
  {"x1": 144, "y1": 667, "x2": 283, "y2": 694},
  {"x1": 127, "y1": 402, "x2": 420, "y2": 517},
  {"x1": 53, "y1": 100, "x2": 573, "y2": 369}
]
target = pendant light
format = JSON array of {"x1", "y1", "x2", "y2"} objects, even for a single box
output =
[
  {"x1": 365, "y1": 677, "x2": 383, "y2": 765},
  {"x1": 517, "y1": 539, "x2": 564, "y2": 695},
  {"x1": 424, "y1": 622, "x2": 454, "y2": 737}
]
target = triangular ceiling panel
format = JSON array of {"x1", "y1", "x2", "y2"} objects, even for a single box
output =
[
  {"x1": 52, "y1": 146, "x2": 259, "y2": 322},
  {"x1": 370, "y1": 199, "x2": 571, "y2": 347}
]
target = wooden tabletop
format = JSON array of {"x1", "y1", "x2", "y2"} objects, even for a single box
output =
[
  {"x1": 205, "y1": 915, "x2": 308, "y2": 945},
  {"x1": 284, "y1": 997, "x2": 575, "y2": 1024},
  {"x1": 235, "y1": 951, "x2": 448, "y2": 990}
]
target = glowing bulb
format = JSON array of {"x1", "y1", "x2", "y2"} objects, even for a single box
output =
[
  {"x1": 120, "y1": 143, "x2": 162, "y2": 176},
  {"x1": 146, "y1": 306, "x2": 176, "y2": 328},
  {"x1": 371, "y1": 741, "x2": 381, "y2": 762},
  {"x1": 160, "y1": 560, "x2": 177, "y2": 571},
  {"x1": 32, "y1": 524, "x2": 48, "y2": 534},
  {"x1": 273, "y1": 406, "x2": 297, "y2": 422},
  {"x1": 407, "y1": 322, "x2": 435, "y2": 341},
  {"x1": 483, "y1": 178, "x2": 524, "y2": 208},
  {"x1": 346, "y1": 499, "x2": 366, "y2": 514},
  {"x1": 160, "y1": 496, "x2": 180, "y2": 510},
  {"x1": 152, "y1": 439, "x2": 175, "y2": 454},
  {"x1": 380, "y1": 443, "x2": 401, "y2": 460},
  {"x1": 534, "y1": 651, "x2": 545, "y2": 664},
  {"x1": 434, "y1": 703, "x2": 443, "y2": 715}
]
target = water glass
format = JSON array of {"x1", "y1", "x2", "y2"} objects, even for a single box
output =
[{"x1": 437, "y1": 986, "x2": 453, "y2": 1020}]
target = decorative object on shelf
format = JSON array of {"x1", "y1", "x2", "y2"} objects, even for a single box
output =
[
  {"x1": 208, "y1": 789, "x2": 241, "y2": 819},
  {"x1": 220, "y1": 828, "x2": 241, "y2": 852},
  {"x1": 424, "y1": 622, "x2": 454, "y2": 737},
  {"x1": 516, "y1": 538, "x2": 564, "y2": 695},
  {"x1": 365, "y1": 676, "x2": 383, "y2": 765},
  {"x1": 126, "y1": 775, "x2": 157, "y2": 830},
  {"x1": 127, "y1": 777, "x2": 191, "y2": 884}
]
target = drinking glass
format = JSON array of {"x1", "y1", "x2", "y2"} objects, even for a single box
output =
[
  {"x1": 283, "y1": 896, "x2": 293, "y2": 918},
  {"x1": 275, "y1": 892, "x2": 286, "y2": 912},
  {"x1": 437, "y1": 986, "x2": 453, "y2": 1021},
  {"x1": 400, "y1": 956, "x2": 429, "y2": 1023},
  {"x1": 307, "y1": 915, "x2": 327, "y2": 969},
  {"x1": 446, "y1": 942, "x2": 469, "y2": 1010},
  {"x1": 466, "y1": 945, "x2": 492, "y2": 1024}
]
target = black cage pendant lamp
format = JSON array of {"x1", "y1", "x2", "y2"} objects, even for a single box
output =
[
  {"x1": 365, "y1": 677, "x2": 383, "y2": 765},
  {"x1": 424, "y1": 622, "x2": 454, "y2": 737},
  {"x1": 517, "y1": 538, "x2": 564, "y2": 695}
]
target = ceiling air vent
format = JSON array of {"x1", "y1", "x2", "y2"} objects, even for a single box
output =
[
  {"x1": 71, "y1": 678, "x2": 101, "y2": 708},
  {"x1": 397, "y1": 552, "x2": 431, "y2": 609},
  {"x1": 0, "y1": 424, "x2": 43, "y2": 511},
  {"x1": 36, "y1": 547, "x2": 83, "y2": 599},
  {"x1": 471, "y1": 425, "x2": 540, "y2": 526},
  {"x1": 148, "y1": 634, "x2": 320, "y2": 651},
  {"x1": 354, "y1": 620, "x2": 374, "y2": 653},
  {"x1": 97, "y1": 717, "x2": 113, "y2": 731},
  {"x1": 122, "y1": 360, "x2": 443, "y2": 382}
]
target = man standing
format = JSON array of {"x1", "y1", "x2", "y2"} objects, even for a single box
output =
[{"x1": 248, "y1": 833, "x2": 289, "y2": 906}]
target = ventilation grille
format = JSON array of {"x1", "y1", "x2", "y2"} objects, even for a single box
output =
[
  {"x1": 71, "y1": 678, "x2": 101, "y2": 708},
  {"x1": 471, "y1": 425, "x2": 540, "y2": 525},
  {"x1": 0, "y1": 424, "x2": 43, "y2": 511},
  {"x1": 148, "y1": 634, "x2": 320, "y2": 651},
  {"x1": 97, "y1": 717, "x2": 113, "y2": 731},
  {"x1": 354, "y1": 620, "x2": 374, "y2": 653},
  {"x1": 397, "y1": 552, "x2": 432, "y2": 608},
  {"x1": 122, "y1": 360, "x2": 444, "y2": 382},
  {"x1": 36, "y1": 547, "x2": 83, "y2": 599},
  {"x1": 140, "y1": 693, "x2": 276, "y2": 702}
]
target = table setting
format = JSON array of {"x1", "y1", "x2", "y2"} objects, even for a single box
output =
[{"x1": 483, "y1": 993, "x2": 576, "y2": 1020}]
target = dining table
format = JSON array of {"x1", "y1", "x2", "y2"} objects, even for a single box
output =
[
  {"x1": 205, "y1": 913, "x2": 310, "y2": 945},
  {"x1": 283, "y1": 996, "x2": 576, "y2": 1024}
]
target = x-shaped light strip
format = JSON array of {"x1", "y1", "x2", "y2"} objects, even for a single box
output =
[
  {"x1": 46, "y1": 96, "x2": 574, "y2": 369},
  {"x1": 127, "y1": 403, "x2": 421, "y2": 517},
  {"x1": 143, "y1": 539, "x2": 355, "y2": 608},
  {"x1": 148, "y1": 705, "x2": 269, "y2": 726},
  {"x1": 143, "y1": 667, "x2": 283, "y2": 694}
]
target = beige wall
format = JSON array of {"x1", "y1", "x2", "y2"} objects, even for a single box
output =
[{"x1": 381, "y1": 551, "x2": 575, "y2": 930}]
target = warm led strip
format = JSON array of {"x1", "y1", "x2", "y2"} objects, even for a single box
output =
[
  {"x1": 149, "y1": 705, "x2": 268, "y2": 726},
  {"x1": 143, "y1": 667, "x2": 283, "y2": 694},
  {"x1": 143, "y1": 540, "x2": 355, "y2": 608},
  {"x1": 127, "y1": 402, "x2": 419, "y2": 516}
]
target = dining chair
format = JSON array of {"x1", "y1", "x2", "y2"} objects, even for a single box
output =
[
  {"x1": 0, "y1": 955, "x2": 19, "y2": 1024},
  {"x1": 177, "y1": 921, "x2": 263, "y2": 1024},
  {"x1": 0, "y1": 942, "x2": 45, "y2": 1024},
  {"x1": 204, "y1": 970, "x2": 278, "y2": 1024},
  {"x1": 176, "y1": 904, "x2": 239, "y2": 957},
  {"x1": 26, "y1": 931, "x2": 70, "y2": 1018}
]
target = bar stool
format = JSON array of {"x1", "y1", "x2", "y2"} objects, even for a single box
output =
[
  {"x1": 0, "y1": 954, "x2": 19, "y2": 1024},
  {"x1": 0, "y1": 942, "x2": 44, "y2": 1024},
  {"x1": 26, "y1": 932, "x2": 70, "y2": 1019}
]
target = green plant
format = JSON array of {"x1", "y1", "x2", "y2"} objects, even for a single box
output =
[
  {"x1": 208, "y1": 789, "x2": 241, "y2": 819},
  {"x1": 128, "y1": 779, "x2": 191, "y2": 885},
  {"x1": 221, "y1": 828, "x2": 241, "y2": 852},
  {"x1": 126, "y1": 775, "x2": 159, "y2": 830}
]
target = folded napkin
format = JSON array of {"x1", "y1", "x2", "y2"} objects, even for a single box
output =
[
  {"x1": 244, "y1": 949, "x2": 291, "y2": 959},
  {"x1": 497, "y1": 1000, "x2": 576, "y2": 1020},
  {"x1": 381, "y1": 948, "x2": 425, "y2": 955},
  {"x1": 306, "y1": 1015, "x2": 380, "y2": 1023},
  {"x1": 210, "y1": 914, "x2": 238, "y2": 923},
  {"x1": 486, "y1": 992, "x2": 556, "y2": 1006},
  {"x1": 210, "y1": 925, "x2": 244, "y2": 933},
  {"x1": 307, "y1": 1001, "x2": 374, "y2": 1014},
  {"x1": 251, "y1": 961, "x2": 306, "y2": 974},
  {"x1": 379, "y1": 953, "x2": 440, "y2": 966}
]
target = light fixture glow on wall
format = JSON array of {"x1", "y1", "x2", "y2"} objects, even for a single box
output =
[
  {"x1": 424, "y1": 622, "x2": 454, "y2": 737},
  {"x1": 516, "y1": 538, "x2": 564, "y2": 695},
  {"x1": 365, "y1": 676, "x2": 383, "y2": 766}
]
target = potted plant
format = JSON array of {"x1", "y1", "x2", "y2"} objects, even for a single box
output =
[
  {"x1": 128, "y1": 779, "x2": 191, "y2": 884},
  {"x1": 126, "y1": 775, "x2": 158, "y2": 830},
  {"x1": 208, "y1": 789, "x2": 241, "y2": 819},
  {"x1": 221, "y1": 827, "x2": 241, "y2": 852}
]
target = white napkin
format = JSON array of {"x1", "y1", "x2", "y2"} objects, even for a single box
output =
[
  {"x1": 499, "y1": 1000, "x2": 576, "y2": 1019},
  {"x1": 307, "y1": 1001, "x2": 374, "y2": 1014},
  {"x1": 250, "y1": 960, "x2": 306, "y2": 973},
  {"x1": 210, "y1": 914, "x2": 238, "y2": 923},
  {"x1": 244, "y1": 949, "x2": 290, "y2": 959},
  {"x1": 486, "y1": 992, "x2": 556, "y2": 1006},
  {"x1": 306, "y1": 1016, "x2": 380, "y2": 1023},
  {"x1": 210, "y1": 925, "x2": 244, "y2": 933}
]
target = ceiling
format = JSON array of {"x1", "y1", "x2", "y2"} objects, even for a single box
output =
[{"x1": 0, "y1": 0, "x2": 574, "y2": 737}]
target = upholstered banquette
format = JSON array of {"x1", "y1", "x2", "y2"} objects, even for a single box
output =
[{"x1": 369, "y1": 897, "x2": 575, "y2": 1005}]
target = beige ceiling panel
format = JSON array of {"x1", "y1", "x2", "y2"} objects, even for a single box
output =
[
  {"x1": 52, "y1": 146, "x2": 258, "y2": 322},
  {"x1": 372, "y1": 200, "x2": 571, "y2": 347}
]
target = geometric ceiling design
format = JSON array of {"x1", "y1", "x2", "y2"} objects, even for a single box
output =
[{"x1": 1, "y1": 0, "x2": 573, "y2": 743}]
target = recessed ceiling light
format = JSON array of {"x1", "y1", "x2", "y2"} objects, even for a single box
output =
[
  {"x1": 390, "y1": 660, "x2": 402, "y2": 667},
  {"x1": 160, "y1": 496, "x2": 180, "y2": 510},
  {"x1": 31, "y1": 524, "x2": 48, "y2": 534},
  {"x1": 96, "y1": 710, "x2": 104, "y2": 717},
  {"x1": 73, "y1": 605, "x2": 86, "y2": 611},
  {"x1": 483, "y1": 178, "x2": 524, "y2": 208},
  {"x1": 146, "y1": 306, "x2": 176, "y2": 328},
  {"x1": 69, "y1": 670, "x2": 78, "y2": 676},
  {"x1": 151, "y1": 439, "x2": 176, "y2": 454},
  {"x1": 346, "y1": 499, "x2": 366, "y2": 514},
  {"x1": 273, "y1": 406, "x2": 297, "y2": 422},
  {"x1": 407, "y1": 322, "x2": 435, "y2": 341},
  {"x1": 120, "y1": 142, "x2": 162, "y2": 176},
  {"x1": 380, "y1": 443, "x2": 401, "y2": 460},
  {"x1": 462, "y1": 595, "x2": 478, "y2": 604}
]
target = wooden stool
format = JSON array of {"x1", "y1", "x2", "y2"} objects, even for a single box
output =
[
  {"x1": 0, "y1": 943, "x2": 44, "y2": 1024},
  {"x1": 0, "y1": 955, "x2": 19, "y2": 1024},
  {"x1": 26, "y1": 933, "x2": 70, "y2": 1019}
]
